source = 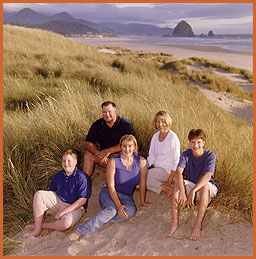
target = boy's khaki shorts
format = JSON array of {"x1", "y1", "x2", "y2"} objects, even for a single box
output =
[
  {"x1": 184, "y1": 180, "x2": 218, "y2": 201},
  {"x1": 37, "y1": 190, "x2": 84, "y2": 227}
]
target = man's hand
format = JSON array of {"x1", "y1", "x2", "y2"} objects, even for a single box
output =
[{"x1": 95, "y1": 150, "x2": 110, "y2": 166}]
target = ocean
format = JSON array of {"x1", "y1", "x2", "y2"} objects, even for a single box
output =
[{"x1": 135, "y1": 34, "x2": 253, "y2": 53}]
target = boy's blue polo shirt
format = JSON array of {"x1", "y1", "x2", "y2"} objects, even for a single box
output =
[
  {"x1": 85, "y1": 115, "x2": 133, "y2": 150},
  {"x1": 177, "y1": 149, "x2": 220, "y2": 191},
  {"x1": 49, "y1": 167, "x2": 91, "y2": 210}
]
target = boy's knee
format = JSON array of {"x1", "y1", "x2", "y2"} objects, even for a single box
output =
[
  {"x1": 199, "y1": 184, "x2": 210, "y2": 201},
  {"x1": 34, "y1": 190, "x2": 44, "y2": 201},
  {"x1": 200, "y1": 184, "x2": 210, "y2": 193},
  {"x1": 60, "y1": 217, "x2": 73, "y2": 230}
]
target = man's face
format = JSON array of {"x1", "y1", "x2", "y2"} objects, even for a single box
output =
[
  {"x1": 102, "y1": 104, "x2": 117, "y2": 123},
  {"x1": 62, "y1": 154, "x2": 77, "y2": 174},
  {"x1": 189, "y1": 138, "x2": 205, "y2": 157}
]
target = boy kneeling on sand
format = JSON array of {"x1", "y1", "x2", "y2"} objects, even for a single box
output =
[
  {"x1": 165, "y1": 129, "x2": 220, "y2": 240},
  {"x1": 25, "y1": 149, "x2": 91, "y2": 237}
]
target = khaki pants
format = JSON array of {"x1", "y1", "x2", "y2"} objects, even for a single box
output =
[
  {"x1": 146, "y1": 167, "x2": 169, "y2": 194},
  {"x1": 37, "y1": 190, "x2": 84, "y2": 227}
]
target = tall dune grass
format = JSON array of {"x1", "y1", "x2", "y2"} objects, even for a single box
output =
[{"x1": 3, "y1": 25, "x2": 253, "y2": 253}]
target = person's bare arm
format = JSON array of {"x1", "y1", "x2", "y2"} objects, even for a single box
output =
[
  {"x1": 139, "y1": 157, "x2": 155, "y2": 207},
  {"x1": 107, "y1": 158, "x2": 128, "y2": 218}
]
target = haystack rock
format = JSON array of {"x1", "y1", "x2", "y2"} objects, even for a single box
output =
[
  {"x1": 208, "y1": 30, "x2": 214, "y2": 37},
  {"x1": 172, "y1": 20, "x2": 194, "y2": 37}
]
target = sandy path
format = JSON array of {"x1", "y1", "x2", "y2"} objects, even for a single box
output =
[{"x1": 9, "y1": 167, "x2": 252, "y2": 256}]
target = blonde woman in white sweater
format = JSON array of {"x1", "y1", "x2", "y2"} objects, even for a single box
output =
[{"x1": 146, "y1": 111, "x2": 180, "y2": 195}]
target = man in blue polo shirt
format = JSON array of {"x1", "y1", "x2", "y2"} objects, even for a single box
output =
[
  {"x1": 25, "y1": 149, "x2": 91, "y2": 237},
  {"x1": 83, "y1": 101, "x2": 133, "y2": 177},
  {"x1": 165, "y1": 129, "x2": 219, "y2": 240}
]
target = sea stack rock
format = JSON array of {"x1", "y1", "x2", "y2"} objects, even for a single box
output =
[
  {"x1": 208, "y1": 30, "x2": 214, "y2": 37},
  {"x1": 172, "y1": 20, "x2": 194, "y2": 37}
]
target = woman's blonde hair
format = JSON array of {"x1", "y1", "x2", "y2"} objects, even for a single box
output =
[
  {"x1": 120, "y1": 134, "x2": 138, "y2": 154},
  {"x1": 154, "y1": 111, "x2": 172, "y2": 130}
]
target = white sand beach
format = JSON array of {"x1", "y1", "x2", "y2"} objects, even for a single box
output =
[
  {"x1": 9, "y1": 167, "x2": 253, "y2": 256},
  {"x1": 71, "y1": 37, "x2": 253, "y2": 71}
]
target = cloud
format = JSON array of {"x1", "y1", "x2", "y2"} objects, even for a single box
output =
[{"x1": 3, "y1": 3, "x2": 253, "y2": 34}]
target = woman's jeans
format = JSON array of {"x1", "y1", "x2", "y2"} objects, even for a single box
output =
[{"x1": 76, "y1": 186, "x2": 137, "y2": 236}]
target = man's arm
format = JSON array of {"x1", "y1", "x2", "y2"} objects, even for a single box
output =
[
  {"x1": 85, "y1": 141, "x2": 100, "y2": 155},
  {"x1": 98, "y1": 144, "x2": 121, "y2": 158},
  {"x1": 55, "y1": 198, "x2": 87, "y2": 220}
]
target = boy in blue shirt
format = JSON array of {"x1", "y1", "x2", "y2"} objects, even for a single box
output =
[
  {"x1": 165, "y1": 129, "x2": 219, "y2": 240},
  {"x1": 25, "y1": 149, "x2": 91, "y2": 237}
]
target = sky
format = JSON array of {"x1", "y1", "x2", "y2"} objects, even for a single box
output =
[{"x1": 3, "y1": 3, "x2": 253, "y2": 34}]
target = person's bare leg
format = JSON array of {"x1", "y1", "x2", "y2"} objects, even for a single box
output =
[
  {"x1": 26, "y1": 217, "x2": 73, "y2": 232},
  {"x1": 26, "y1": 192, "x2": 46, "y2": 237},
  {"x1": 190, "y1": 184, "x2": 209, "y2": 240},
  {"x1": 41, "y1": 217, "x2": 72, "y2": 231},
  {"x1": 165, "y1": 185, "x2": 180, "y2": 237},
  {"x1": 83, "y1": 151, "x2": 95, "y2": 177}
]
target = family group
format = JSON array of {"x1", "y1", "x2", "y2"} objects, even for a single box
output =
[{"x1": 25, "y1": 101, "x2": 219, "y2": 241}]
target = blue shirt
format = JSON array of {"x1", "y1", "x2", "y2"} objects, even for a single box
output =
[
  {"x1": 112, "y1": 154, "x2": 141, "y2": 197},
  {"x1": 49, "y1": 167, "x2": 91, "y2": 210},
  {"x1": 177, "y1": 149, "x2": 220, "y2": 191},
  {"x1": 85, "y1": 116, "x2": 133, "y2": 150}
]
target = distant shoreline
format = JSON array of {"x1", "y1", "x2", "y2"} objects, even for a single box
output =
[{"x1": 70, "y1": 36, "x2": 253, "y2": 71}]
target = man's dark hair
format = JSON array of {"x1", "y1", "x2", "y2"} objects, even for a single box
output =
[
  {"x1": 101, "y1": 101, "x2": 116, "y2": 108},
  {"x1": 188, "y1": 129, "x2": 206, "y2": 141}
]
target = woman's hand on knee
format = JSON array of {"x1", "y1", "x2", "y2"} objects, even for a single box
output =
[{"x1": 117, "y1": 205, "x2": 128, "y2": 218}]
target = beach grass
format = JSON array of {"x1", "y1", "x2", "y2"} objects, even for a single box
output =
[{"x1": 3, "y1": 25, "x2": 253, "y2": 254}]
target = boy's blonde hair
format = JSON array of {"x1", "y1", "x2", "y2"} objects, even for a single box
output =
[{"x1": 62, "y1": 149, "x2": 78, "y2": 160}]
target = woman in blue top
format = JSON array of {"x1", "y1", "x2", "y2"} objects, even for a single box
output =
[{"x1": 68, "y1": 134, "x2": 155, "y2": 241}]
